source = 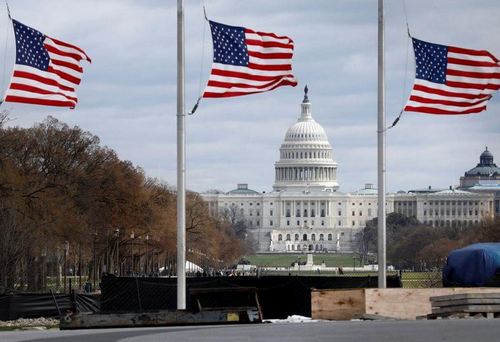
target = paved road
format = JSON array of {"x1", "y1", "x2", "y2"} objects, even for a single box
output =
[{"x1": 1, "y1": 320, "x2": 498, "y2": 342}]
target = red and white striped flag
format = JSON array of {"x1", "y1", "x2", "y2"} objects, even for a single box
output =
[
  {"x1": 405, "y1": 38, "x2": 500, "y2": 115},
  {"x1": 203, "y1": 21, "x2": 297, "y2": 98},
  {"x1": 4, "y1": 19, "x2": 91, "y2": 109}
]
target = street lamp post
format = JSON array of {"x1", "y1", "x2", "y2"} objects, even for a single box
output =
[
  {"x1": 145, "y1": 234, "x2": 150, "y2": 276},
  {"x1": 130, "y1": 232, "x2": 135, "y2": 275},
  {"x1": 41, "y1": 248, "x2": 47, "y2": 291},
  {"x1": 115, "y1": 228, "x2": 120, "y2": 276},
  {"x1": 92, "y1": 231, "x2": 97, "y2": 289},
  {"x1": 78, "y1": 244, "x2": 82, "y2": 290},
  {"x1": 63, "y1": 241, "x2": 70, "y2": 293}
]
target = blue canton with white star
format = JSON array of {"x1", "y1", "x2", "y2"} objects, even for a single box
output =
[
  {"x1": 210, "y1": 21, "x2": 249, "y2": 66},
  {"x1": 13, "y1": 20, "x2": 50, "y2": 71},
  {"x1": 413, "y1": 38, "x2": 448, "y2": 84}
]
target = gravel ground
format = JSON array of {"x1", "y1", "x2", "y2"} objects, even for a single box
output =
[{"x1": 0, "y1": 317, "x2": 59, "y2": 329}]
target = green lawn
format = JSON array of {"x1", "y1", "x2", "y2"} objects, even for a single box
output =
[{"x1": 244, "y1": 253, "x2": 363, "y2": 267}]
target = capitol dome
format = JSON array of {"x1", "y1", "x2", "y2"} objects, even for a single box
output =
[
  {"x1": 284, "y1": 116, "x2": 329, "y2": 142},
  {"x1": 273, "y1": 86, "x2": 338, "y2": 192}
]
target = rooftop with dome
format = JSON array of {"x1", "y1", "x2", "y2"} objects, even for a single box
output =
[{"x1": 464, "y1": 147, "x2": 500, "y2": 177}]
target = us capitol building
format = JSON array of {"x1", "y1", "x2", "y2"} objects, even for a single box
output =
[{"x1": 202, "y1": 89, "x2": 498, "y2": 253}]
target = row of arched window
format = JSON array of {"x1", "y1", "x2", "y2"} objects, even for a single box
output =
[
  {"x1": 287, "y1": 132, "x2": 323, "y2": 140},
  {"x1": 277, "y1": 233, "x2": 334, "y2": 242},
  {"x1": 288, "y1": 244, "x2": 324, "y2": 251},
  {"x1": 281, "y1": 150, "x2": 331, "y2": 159}
]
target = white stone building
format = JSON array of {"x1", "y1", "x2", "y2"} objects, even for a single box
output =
[
  {"x1": 393, "y1": 188, "x2": 494, "y2": 228},
  {"x1": 202, "y1": 90, "x2": 495, "y2": 253}
]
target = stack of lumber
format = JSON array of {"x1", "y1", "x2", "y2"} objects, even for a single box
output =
[
  {"x1": 428, "y1": 293, "x2": 500, "y2": 319},
  {"x1": 311, "y1": 288, "x2": 500, "y2": 320}
]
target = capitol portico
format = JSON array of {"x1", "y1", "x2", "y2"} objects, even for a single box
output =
[{"x1": 202, "y1": 88, "x2": 495, "y2": 253}]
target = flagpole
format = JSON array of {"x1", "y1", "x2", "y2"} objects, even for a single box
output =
[
  {"x1": 377, "y1": 0, "x2": 387, "y2": 289},
  {"x1": 176, "y1": 0, "x2": 186, "y2": 310}
]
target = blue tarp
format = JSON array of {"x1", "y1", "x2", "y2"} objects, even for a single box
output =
[{"x1": 443, "y1": 243, "x2": 500, "y2": 287}]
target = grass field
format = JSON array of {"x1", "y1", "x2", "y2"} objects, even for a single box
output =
[
  {"x1": 244, "y1": 254, "x2": 443, "y2": 288},
  {"x1": 245, "y1": 253, "x2": 363, "y2": 267}
]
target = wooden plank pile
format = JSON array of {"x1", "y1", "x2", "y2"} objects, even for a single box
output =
[
  {"x1": 428, "y1": 293, "x2": 500, "y2": 319},
  {"x1": 311, "y1": 288, "x2": 500, "y2": 320}
]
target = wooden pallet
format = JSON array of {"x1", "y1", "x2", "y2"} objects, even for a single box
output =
[{"x1": 428, "y1": 293, "x2": 500, "y2": 320}]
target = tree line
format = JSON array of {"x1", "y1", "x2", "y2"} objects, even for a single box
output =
[
  {"x1": 0, "y1": 113, "x2": 247, "y2": 293},
  {"x1": 356, "y1": 212, "x2": 500, "y2": 270}
]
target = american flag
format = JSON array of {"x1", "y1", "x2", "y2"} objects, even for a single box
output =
[
  {"x1": 4, "y1": 19, "x2": 91, "y2": 109},
  {"x1": 404, "y1": 38, "x2": 500, "y2": 115},
  {"x1": 203, "y1": 21, "x2": 297, "y2": 98}
]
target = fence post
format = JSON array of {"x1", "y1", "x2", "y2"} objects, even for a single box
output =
[
  {"x1": 135, "y1": 277, "x2": 143, "y2": 312},
  {"x1": 50, "y1": 289, "x2": 62, "y2": 319}
]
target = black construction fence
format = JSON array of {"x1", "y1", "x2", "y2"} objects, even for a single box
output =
[
  {"x1": 2, "y1": 270, "x2": 455, "y2": 321},
  {"x1": 99, "y1": 274, "x2": 402, "y2": 319},
  {"x1": 0, "y1": 293, "x2": 100, "y2": 321}
]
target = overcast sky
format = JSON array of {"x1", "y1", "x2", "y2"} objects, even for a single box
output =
[{"x1": 1, "y1": 0, "x2": 499, "y2": 193}]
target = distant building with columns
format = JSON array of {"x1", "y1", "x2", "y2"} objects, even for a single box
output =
[
  {"x1": 202, "y1": 89, "x2": 495, "y2": 253},
  {"x1": 392, "y1": 187, "x2": 494, "y2": 228},
  {"x1": 458, "y1": 147, "x2": 500, "y2": 216}
]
